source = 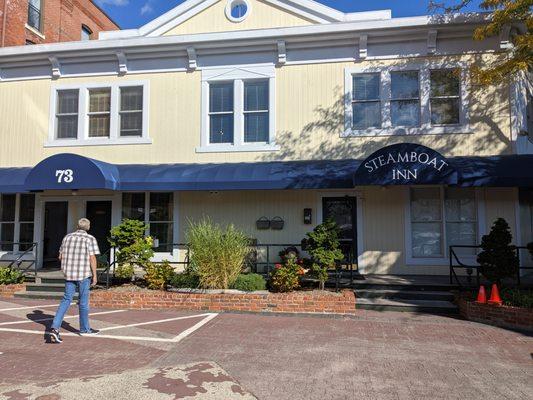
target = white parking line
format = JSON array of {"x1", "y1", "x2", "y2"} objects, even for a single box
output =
[
  {"x1": 98, "y1": 313, "x2": 215, "y2": 332},
  {"x1": 0, "y1": 304, "x2": 59, "y2": 312},
  {"x1": 0, "y1": 309, "x2": 126, "y2": 326},
  {"x1": 0, "y1": 312, "x2": 218, "y2": 343}
]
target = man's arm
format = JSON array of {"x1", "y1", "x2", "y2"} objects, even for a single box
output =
[{"x1": 90, "y1": 255, "x2": 97, "y2": 286}]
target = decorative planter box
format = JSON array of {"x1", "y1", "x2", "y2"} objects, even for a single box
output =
[
  {"x1": 91, "y1": 287, "x2": 356, "y2": 315},
  {"x1": 456, "y1": 295, "x2": 533, "y2": 332},
  {"x1": 0, "y1": 283, "x2": 26, "y2": 298}
]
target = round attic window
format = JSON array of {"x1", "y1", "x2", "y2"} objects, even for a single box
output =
[{"x1": 225, "y1": 0, "x2": 250, "y2": 22}]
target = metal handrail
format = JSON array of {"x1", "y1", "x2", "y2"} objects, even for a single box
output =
[
  {"x1": 0, "y1": 242, "x2": 39, "y2": 278},
  {"x1": 449, "y1": 244, "x2": 532, "y2": 287},
  {"x1": 96, "y1": 246, "x2": 117, "y2": 289}
]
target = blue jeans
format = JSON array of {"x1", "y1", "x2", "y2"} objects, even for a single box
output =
[{"x1": 51, "y1": 277, "x2": 91, "y2": 333}]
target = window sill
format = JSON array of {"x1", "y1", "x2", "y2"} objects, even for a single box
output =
[
  {"x1": 342, "y1": 125, "x2": 472, "y2": 137},
  {"x1": 195, "y1": 143, "x2": 280, "y2": 153},
  {"x1": 44, "y1": 137, "x2": 152, "y2": 147},
  {"x1": 25, "y1": 24, "x2": 45, "y2": 39}
]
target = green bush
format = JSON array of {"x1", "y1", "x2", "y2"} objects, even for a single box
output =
[
  {"x1": 269, "y1": 254, "x2": 303, "y2": 293},
  {"x1": 109, "y1": 219, "x2": 154, "y2": 269},
  {"x1": 477, "y1": 218, "x2": 519, "y2": 283},
  {"x1": 114, "y1": 263, "x2": 135, "y2": 281},
  {"x1": 231, "y1": 273, "x2": 266, "y2": 291},
  {"x1": 144, "y1": 261, "x2": 175, "y2": 290},
  {"x1": 187, "y1": 218, "x2": 251, "y2": 289},
  {"x1": 301, "y1": 219, "x2": 344, "y2": 290},
  {"x1": 0, "y1": 267, "x2": 24, "y2": 285},
  {"x1": 169, "y1": 272, "x2": 200, "y2": 289},
  {"x1": 501, "y1": 288, "x2": 533, "y2": 309}
]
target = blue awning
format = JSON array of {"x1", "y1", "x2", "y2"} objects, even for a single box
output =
[{"x1": 0, "y1": 153, "x2": 530, "y2": 193}]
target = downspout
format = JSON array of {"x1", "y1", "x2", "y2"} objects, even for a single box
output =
[{"x1": 1, "y1": 0, "x2": 9, "y2": 47}]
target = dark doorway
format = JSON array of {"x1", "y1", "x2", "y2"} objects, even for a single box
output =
[
  {"x1": 86, "y1": 201, "x2": 112, "y2": 259},
  {"x1": 43, "y1": 201, "x2": 68, "y2": 269},
  {"x1": 322, "y1": 197, "x2": 357, "y2": 267}
]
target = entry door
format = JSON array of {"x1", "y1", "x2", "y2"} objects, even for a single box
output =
[
  {"x1": 86, "y1": 201, "x2": 112, "y2": 259},
  {"x1": 322, "y1": 197, "x2": 357, "y2": 266},
  {"x1": 43, "y1": 201, "x2": 68, "y2": 268}
]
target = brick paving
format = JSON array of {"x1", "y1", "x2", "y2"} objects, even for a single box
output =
[{"x1": 0, "y1": 298, "x2": 531, "y2": 399}]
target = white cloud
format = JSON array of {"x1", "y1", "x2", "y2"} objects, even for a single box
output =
[
  {"x1": 95, "y1": 0, "x2": 129, "y2": 6},
  {"x1": 140, "y1": 2, "x2": 154, "y2": 15}
]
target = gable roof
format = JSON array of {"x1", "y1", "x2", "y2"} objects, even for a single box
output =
[{"x1": 99, "y1": 0, "x2": 391, "y2": 39}]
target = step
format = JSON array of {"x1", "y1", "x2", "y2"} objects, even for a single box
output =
[
  {"x1": 352, "y1": 282, "x2": 458, "y2": 292},
  {"x1": 25, "y1": 282, "x2": 66, "y2": 293},
  {"x1": 40, "y1": 278, "x2": 66, "y2": 285},
  {"x1": 355, "y1": 289, "x2": 455, "y2": 301},
  {"x1": 355, "y1": 297, "x2": 458, "y2": 313},
  {"x1": 14, "y1": 291, "x2": 77, "y2": 301}
]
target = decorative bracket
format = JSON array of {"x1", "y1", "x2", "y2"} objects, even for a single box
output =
[
  {"x1": 186, "y1": 46, "x2": 197, "y2": 70},
  {"x1": 277, "y1": 40, "x2": 286, "y2": 66},
  {"x1": 116, "y1": 51, "x2": 128, "y2": 75},
  {"x1": 500, "y1": 25, "x2": 513, "y2": 49},
  {"x1": 358, "y1": 35, "x2": 367, "y2": 59},
  {"x1": 427, "y1": 30, "x2": 438, "y2": 54},
  {"x1": 48, "y1": 56, "x2": 61, "y2": 79}
]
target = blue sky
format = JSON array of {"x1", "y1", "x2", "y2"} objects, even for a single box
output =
[{"x1": 95, "y1": 0, "x2": 483, "y2": 30}]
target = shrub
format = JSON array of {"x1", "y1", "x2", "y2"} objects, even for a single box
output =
[
  {"x1": 109, "y1": 219, "x2": 154, "y2": 269},
  {"x1": 144, "y1": 261, "x2": 175, "y2": 290},
  {"x1": 301, "y1": 220, "x2": 344, "y2": 290},
  {"x1": 169, "y1": 272, "x2": 200, "y2": 289},
  {"x1": 279, "y1": 246, "x2": 300, "y2": 263},
  {"x1": 0, "y1": 267, "x2": 24, "y2": 285},
  {"x1": 477, "y1": 218, "x2": 519, "y2": 284},
  {"x1": 114, "y1": 263, "x2": 135, "y2": 281},
  {"x1": 187, "y1": 219, "x2": 250, "y2": 289},
  {"x1": 231, "y1": 273, "x2": 266, "y2": 291},
  {"x1": 501, "y1": 288, "x2": 533, "y2": 309},
  {"x1": 269, "y1": 254, "x2": 304, "y2": 293}
]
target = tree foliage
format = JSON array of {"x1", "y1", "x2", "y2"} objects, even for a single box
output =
[
  {"x1": 108, "y1": 219, "x2": 154, "y2": 269},
  {"x1": 430, "y1": 0, "x2": 532, "y2": 84}
]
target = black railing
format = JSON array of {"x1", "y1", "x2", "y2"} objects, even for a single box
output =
[
  {"x1": 449, "y1": 245, "x2": 533, "y2": 287},
  {"x1": 0, "y1": 241, "x2": 38, "y2": 278},
  {"x1": 96, "y1": 246, "x2": 117, "y2": 289}
]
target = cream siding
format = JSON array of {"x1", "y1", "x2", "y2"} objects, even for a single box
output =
[{"x1": 161, "y1": 0, "x2": 315, "y2": 36}]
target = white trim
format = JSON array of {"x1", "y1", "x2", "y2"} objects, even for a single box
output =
[
  {"x1": 199, "y1": 65, "x2": 277, "y2": 152},
  {"x1": 404, "y1": 186, "x2": 484, "y2": 266},
  {"x1": 46, "y1": 81, "x2": 150, "y2": 147},
  {"x1": 25, "y1": 23, "x2": 45, "y2": 39},
  {"x1": 225, "y1": 0, "x2": 251, "y2": 23},
  {"x1": 344, "y1": 61, "x2": 471, "y2": 137}
]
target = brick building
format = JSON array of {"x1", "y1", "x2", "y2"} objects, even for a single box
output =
[{"x1": 0, "y1": 0, "x2": 119, "y2": 46}]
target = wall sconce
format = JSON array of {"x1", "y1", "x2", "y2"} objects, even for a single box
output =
[{"x1": 303, "y1": 208, "x2": 312, "y2": 224}]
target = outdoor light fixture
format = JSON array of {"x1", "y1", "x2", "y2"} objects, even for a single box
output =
[
  {"x1": 303, "y1": 208, "x2": 312, "y2": 224},
  {"x1": 71, "y1": 190, "x2": 78, "y2": 196}
]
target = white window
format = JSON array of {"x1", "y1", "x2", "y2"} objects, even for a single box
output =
[
  {"x1": 198, "y1": 66, "x2": 278, "y2": 153},
  {"x1": 47, "y1": 82, "x2": 150, "y2": 147},
  {"x1": 27, "y1": 0, "x2": 42, "y2": 32},
  {"x1": 408, "y1": 187, "x2": 478, "y2": 262},
  {"x1": 344, "y1": 63, "x2": 470, "y2": 136},
  {"x1": 122, "y1": 192, "x2": 174, "y2": 253},
  {"x1": 0, "y1": 194, "x2": 35, "y2": 253},
  {"x1": 81, "y1": 25, "x2": 92, "y2": 41}
]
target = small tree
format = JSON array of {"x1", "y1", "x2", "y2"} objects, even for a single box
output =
[
  {"x1": 301, "y1": 220, "x2": 344, "y2": 290},
  {"x1": 477, "y1": 218, "x2": 519, "y2": 284},
  {"x1": 108, "y1": 219, "x2": 154, "y2": 269}
]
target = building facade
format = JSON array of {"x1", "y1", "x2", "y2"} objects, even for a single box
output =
[
  {"x1": 0, "y1": 0, "x2": 531, "y2": 275},
  {"x1": 0, "y1": 0, "x2": 118, "y2": 46}
]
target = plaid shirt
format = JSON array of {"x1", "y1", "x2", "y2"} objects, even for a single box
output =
[{"x1": 59, "y1": 230, "x2": 100, "y2": 281}]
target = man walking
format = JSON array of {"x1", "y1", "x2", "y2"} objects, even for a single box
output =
[{"x1": 49, "y1": 218, "x2": 100, "y2": 343}]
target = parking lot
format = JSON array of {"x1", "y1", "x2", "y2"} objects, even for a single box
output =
[{"x1": 0, "y1": 297, "x2": 531, "y2": 399}]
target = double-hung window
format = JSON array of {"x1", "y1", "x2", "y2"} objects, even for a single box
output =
[
  {"x1": 409, "y1": 187, "x2": 477, "y2": 261},
  {"x1": 344, "y1": 64, "x2": 469, "y2": 136},
  {"x1": 27, "y1": 0, "x2": 42, "y2": 32},
  {"x1": 122, "y1": 192, "x2": 174, "y2": 253},
  {"x1": 49, "y1": 82, "x2": 149, "y2": 146},
  {"x1": 199, "y1": 66, "x2": 277, "y2": 152}
]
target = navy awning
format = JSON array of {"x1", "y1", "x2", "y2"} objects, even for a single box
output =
[{"x1": 0, "y1": 153, "x2": 530, "y2": 193}]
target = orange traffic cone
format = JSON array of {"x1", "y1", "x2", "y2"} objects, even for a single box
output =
[
  {"x1": 488, "y1": 283, "x2": 502, "y2": 306},
  {"x1": 476, "y1": 285, "x2": 487, "y2": 304}
]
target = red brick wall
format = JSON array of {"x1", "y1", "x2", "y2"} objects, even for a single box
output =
[
  {"x1": 91, "y1": 289, "x2": 357, "y2": 315},
  {"x1": 457, "y1": 297, "x2": 533, "y2": 332},
  {"x1": 0, "y1": 0, "x2": 118, "y2": 47},
  {"x1": 0, "y1": 283, "x2": 26, "y2": 298}
]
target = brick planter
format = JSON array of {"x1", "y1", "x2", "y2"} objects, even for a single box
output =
[
  {"x1": 456, "y1": 296, "x2": 533, "y2": 332},
  {"x1": 91, "y1": 287, "x2": 356, "y2": 315},
  {"x1": 0, "y1": 283, "x2": 25, "y2": 298}
]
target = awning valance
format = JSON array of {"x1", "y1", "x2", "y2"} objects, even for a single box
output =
[{"x1": 0, "y1": 151, "x2": 531, "y2": 193}]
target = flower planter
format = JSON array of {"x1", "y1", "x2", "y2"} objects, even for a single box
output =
[{"x1": 0, "y1": 283, "x2": 26, "y2": 298}]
